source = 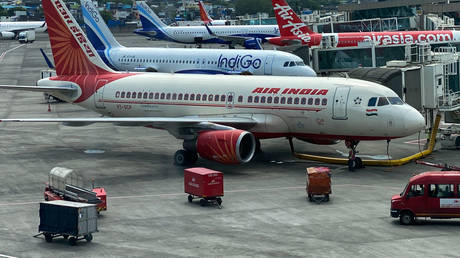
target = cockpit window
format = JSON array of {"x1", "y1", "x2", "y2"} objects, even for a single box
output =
[
  {"x1": 295, "y1": 61, "x2": 305, "y2": 66},
  {"x1": 289, "y1": 61, "x2": 296, "y2": 67},
  {"x1": 377, "y1": 97, "x2": 389, "y2": 106},
  {"x1": 368, "y1": 97, "x2": 377, "y2": 106},
  {"x1": 283, "y1": 61, "x2": 289, "y2": 67},
  {"x1": 388, "y1": 97, "x2": 404, "y2": 105}
]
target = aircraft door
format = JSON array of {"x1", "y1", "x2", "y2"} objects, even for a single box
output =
[
  {"x1": 94, "y1": 79, "x2": 107, "y2": 109},
  {"x1": 226, "y1": 92, "x2": 235, "y2": 109},
  {"x1": 264, "y1": 55, "x2": 273, "y2": 75},
  {"x1": 332, "y1": 87, "x2": 350, "y2": 120}
]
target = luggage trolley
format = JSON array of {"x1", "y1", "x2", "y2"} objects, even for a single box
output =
[
  {"x1": 306, "y1": 167, "x2": 331, "y2": 203},
  {"x1": 184, "y1": 167, "x2": 223, "y2": 207}
]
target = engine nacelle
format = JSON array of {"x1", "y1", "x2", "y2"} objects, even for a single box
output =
[
  {"x1": 0, "y1": 31, "x2": 15, "y2": 39},
  {"x1": 243, "y1": 38, "x2": 262, "y2": 50},
  {"x1": 296, "y1": 137, "x2": 340, "y2": 145},
  {"x1": 197, "y1": 130, "x2": 256, "y2": 164}
]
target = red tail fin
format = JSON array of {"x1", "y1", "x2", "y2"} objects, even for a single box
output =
[
  {"x1": 198, "y1": 1, "x2": 212, "y2": 24},
  {"x1": 42, "y1": 0, "x2": 113, "y2": 76},
  {"x1": 272, "y1": 0, "x2": 315, "y2": 36}
]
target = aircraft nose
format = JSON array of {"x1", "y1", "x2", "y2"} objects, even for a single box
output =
[
  {"x1": 404, "y1": 107, "x2": 425, "y2": 134},
  {"x1": 299, "y1": 66, "x2": 317, "y2": 77}
]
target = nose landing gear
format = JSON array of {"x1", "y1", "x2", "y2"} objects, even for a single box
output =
[{"x1": 346, "y1": 140, "x2": 363, "y2": 171}]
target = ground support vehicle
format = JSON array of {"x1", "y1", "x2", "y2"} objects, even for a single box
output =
[
  {"x1": 18, "y1": 30, "x2": 35, "y2": 43},
  {"x1": 44, "y1": 167, "x2": 107, "y2": 214},
  {"x1": 184, "y1": 167, "x2": 223, "y2": 207},
  {"x1": 37, "y1": 200, "x2": 98, "y2": 245},
  {"x1": 391, "y1": 171, "x2": 460, "y2": 225},
  {"x1": 306, "y1": 167, "x2": 331, "y2": 203}
]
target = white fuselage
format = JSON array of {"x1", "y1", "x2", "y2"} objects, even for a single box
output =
[
  {"x1": 43, "y1": 74, "x2": 424, "y2": 140},
  {"x1": 0, "y1": 21, "x2": 46, "y2": 33},
  {"x1": 107, "y1": 47, "x2": 316, "y2": 76}
]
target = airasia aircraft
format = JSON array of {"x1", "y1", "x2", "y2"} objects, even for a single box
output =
[
  {"x1": 198, "y1": 1, "x2": 229, "y2": 26},
  {"x1": 269, "y1": 0, "x2": 460, "y2": 47},
  {"x1": 0, "y1": 0, "x2": 425, "y2": 169}
]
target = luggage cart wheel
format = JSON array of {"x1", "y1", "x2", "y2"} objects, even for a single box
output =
[
  {"x1": 84, "y1": 234, "x2": 93, "y2": 242},
  {"x1": 68, "y1": 237, "x2": 77, "y2": 246},
  {"x1": 63, "y1": 234, "x2": 69, "y2": 240},
  {"x1": 325, "y1": 194, "x2": 330, "y2": 202},
  {"x1": 308, "y1": 194, "x2": 312, "y2": 202},
  {"x1": 216, "y1": 197, "x2": 222, "y2": 205},
  {"x1": 188, "y1": 195, "x2": 193, "y2": 203},
  {"x1": 44, "y1": 233, "x2": 52, "y2": 243},
  {"x1": 200, "y1": 198, "x2": 206, "y2": 206}
]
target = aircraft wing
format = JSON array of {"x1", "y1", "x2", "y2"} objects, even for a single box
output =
[
  {"x1": 0, "y1": 116, "x2": 258, "y2": 139},
  {"x1": 204, "y1": 24, "x2": 261, "y2": 49}
]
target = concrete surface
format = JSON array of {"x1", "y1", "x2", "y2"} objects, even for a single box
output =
[{"x1": 0, "y1": 33, "x2": 459, "y2": 257}]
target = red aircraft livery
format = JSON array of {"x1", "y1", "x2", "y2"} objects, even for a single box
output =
[
  {"x1": 269, "y1": 0, "x2": 459, "y2": 48},
  {"x1": 252, "y1": 87, "x2": 328, "y2": 95}
]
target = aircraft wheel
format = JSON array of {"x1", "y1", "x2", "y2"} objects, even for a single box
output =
[
  {"x1": 355, "y1": 157, "x2": 363, "y2": 168},
  {"x1": 174, "y1": 150, "x2": 187, "y2": 166},
  {"x1": 348, "y1": 159, "x2": 356, "y2": 171}
]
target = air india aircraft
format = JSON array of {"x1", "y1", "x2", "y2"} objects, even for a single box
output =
[
  {"x1": 0, "y1": 0, "x2": 425, "y2": 169},
  {"x1": 269, "y1": 0, "x2": 460, "y2": 47},
  {"x1": 198, "y1": 1, "x2": 229, "y2": 26}
]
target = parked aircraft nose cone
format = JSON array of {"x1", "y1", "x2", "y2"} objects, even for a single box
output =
[{"x1": 404, "y1": 108, "x2": 425, "y2": 134}]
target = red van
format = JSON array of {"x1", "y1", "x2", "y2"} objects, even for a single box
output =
[{"x1": 391, "y1": 171, "x2": 460, "y2": 225}]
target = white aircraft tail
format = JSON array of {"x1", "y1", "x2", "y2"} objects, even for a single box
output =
[{"x1": 136, "y1": 1, "x2": 168, "y2": 30}]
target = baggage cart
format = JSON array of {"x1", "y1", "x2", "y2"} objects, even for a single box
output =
[
  {"x1": 184, "y1": 167, "x2": 223, "y2": 207},
  {"x1": 306, "y1": 167, "x2": 331, "y2": 203},
  {"x1": 37, "y1": 200, "x2": 98, "y2": 245}
]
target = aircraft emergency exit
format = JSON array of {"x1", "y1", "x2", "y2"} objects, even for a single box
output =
[
  {"x1": 269, "y1": 0, "x2": 460, "y2": 48},
  {"x1": 0, "y1": 0, "x2": 425, "y2": 169},
  {"x1": 134, "y1": 1, "x2": 279, "y2": 49},
  {"x1": 82, "y1": 0, "x2": 316, "y2": 77},
  {"x1": 198, "y1": 1, "x2": 229, "y2": 26}
]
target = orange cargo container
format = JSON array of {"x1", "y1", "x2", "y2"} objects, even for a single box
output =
[{"x1": 306, "y1": 167, "x2": 331, "y2": 202}]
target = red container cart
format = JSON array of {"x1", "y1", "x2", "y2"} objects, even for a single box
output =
[
  {"x1": 306, "y1": 167, "x2": 331, "y2": 202},
  {"x1": 184, "y1": 167, "x2": 223, "y2": 206}
]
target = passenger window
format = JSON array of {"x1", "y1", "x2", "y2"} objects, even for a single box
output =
[
  {"x1": 238, "y1": 96, "x2": 243, "y2": 102},
  {"x1": 115, "y1": 91, "x2": 120, "y2": 98},
  {"x1": 287, "y1": 97, "x2": 292, "y2": 104},
  {"x1": 436, "y1": 184, "x2": 454, "y2": 198},
  {"x1": 267, "y1": 96, "x2": 272, "y2": 104},
  {"x1": 166, "y1": 93, "x2": 171, "y2": 100},
  {"x1": 172, "y1": 93, "x2": 177, "y2": 100},
  {"x1": 155, "y1": 93, "x2": 159, "y2": 99},
  {"x1": 294, "y1": 98, "x2": 299, "y2": 105},
  {"x1": 315, "y1": 98, "x2": 320, "y2": 105},
  {"x1": 178, "y1": 93, "x2": 183, "y2": 100},
  {"x1": 274, "y1": 97, "x2": 279, "y2": 104},
  {"x1": 368, "y1": 97, "x2": 377, "y2": 106},
  {"x1": 121, "y1": 92, "x2": 125, "y2": 98},
  {"x1": 248, "y1": 96, "x2": 253, "y2": 103},
  {"x1": 126, "y1": 92, "x2": 131, "y2": 98},
  {"x1": 190, "y1": 94, "x2": 195, "y2": 101},
  {"x1": 202, "y1": 94, "x2": 207, "y2": 101},
  {"x1": 208, "y1": 95, "x2": 213, "y2": 101},
  {"x1": 408, "y1": 184, "x2": 425, "y2": 198},
  {"x1": 301, "y1": 97, "x2": 306, "y2": 105},
  {"x1": 221, "y1": 95, "x2": 225, "y2": 102},
  {"x1": 196, "y1": 94, "x2": 201, "y2": 101},
  {"x1": 143, "y1": 92, "x2": 148, "y2": 99},
  {"x1": 280, "y1": 97, "x2": 286, "y2": 104},
  {"x1": 132, "y1": 92, "x2": 136, "y2": 98},
  {"x1": 308, "y1": 98, "x2": 313, "y2": 105},
  {"x1": 322, "y1": 98, "x2": 327, "y2": 106},
  {"x1": 160, "y1": 93, "x2": 165, "y2": 100},
  {"x1": 149, "y1": 93, "x2": 153, "y2": 99},
  {"x1": 254, "y1": 96, "x2": 259, "y2": 103},
  {"x1": 377, "y1": 97, "x2": 389, "y2": 106},
  {"x1": 184, "y1": 94, "x2": 189, "y2": 100},
  {"x1": 228, "y1": 95, "x2": 233, "y2": 102},
  {"x1": 261, "y1": 96, "x2": 265, "y2": 103}
]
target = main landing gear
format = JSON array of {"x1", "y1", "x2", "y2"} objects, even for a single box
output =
[
  {"x1": 346, "y1": 140, "x2": 363, "y2": 171},
  {"x1": 174, "y1": 149, "x2": 198, "y2": 166}
]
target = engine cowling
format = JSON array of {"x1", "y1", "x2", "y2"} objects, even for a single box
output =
[
  {"x1": 197, "y1": 130, "x2": 256, "y2": 164},
  {"x1": 296, "y1": 137, "x2": 340, "y2": 145},
  {"x1": 0, "y1": 31, "x2": 15, "y2": 39}
]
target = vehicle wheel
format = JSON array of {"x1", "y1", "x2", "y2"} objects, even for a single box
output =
[
  {"x1": 325, "y1": 194, "x2": 330, "y2": 202},
  {"x1": 399, "y1": 211, "x2": 414, "y2": 225},
  {"x1": 355, "y1": 157, "x2": 363, "y2": 168},
  {"x1": 174, "y1": 150, "x2": 187, "y2": 165},
  {"x1": 308, "y1": 194, "x2": 312, "y2": 202},
  {"x1": 63, "y1": 234, "x2": 69, "y2": 240},
  {"x1": 44, "y1": 233, "x2": 52, "y2": 243},
  {"x1": 84, "y1": 234, "x2": 93, "y2": 242},
  {"x1": 200, "y1": 198, "x2": 206, "y2": 206},
  {"x1": 216, "y1": 197, "x2": 222, "y2": 205},
  {"x1": 68, "y1": 237, "x2": 77, "y2": 246},
  {"x1": 188, "y1": 195, "x2": 193, "y2": 203}
]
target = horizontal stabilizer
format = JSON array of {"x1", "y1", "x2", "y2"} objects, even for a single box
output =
[{"x1": 0, "y1": 85, "x2": 77, "y2": 93}]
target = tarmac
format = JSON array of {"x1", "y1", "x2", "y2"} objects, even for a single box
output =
[{"x1": 0, "y1": 33, "x2": 459, "y2": 257}]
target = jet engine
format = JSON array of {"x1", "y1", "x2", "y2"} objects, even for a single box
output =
[
  {"x1": 244, "y1": 38, "x2": 263, "y2": 50},
  {"x1": 196, "y1": 129, "x2": 256, "y2": 164},
  {"x1": 0, "y1": 31, "x2": 15, "y2": 39},
  {"x1": 296, "y1": 137, "x2": 340, "y2": 145}
]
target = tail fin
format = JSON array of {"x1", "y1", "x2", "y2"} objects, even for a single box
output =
[
  {"x1": 42, "y1": 0, "x2": 114, "y2": 75},
  {"x1": 81, "y1": 0, "x2": 122, "y2": 51},
  {"x1": 198, "y1": 1, "x2": 213, "y2": 24},
  {"x1": 271, "y1": 0, "x2": 315, "y2": 36},
  {"x1": 136, "y1": 1, "x2": 167, "y2": 30}
]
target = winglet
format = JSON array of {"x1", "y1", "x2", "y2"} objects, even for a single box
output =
[{"x1": 40, "y1": 48, "x2": 54, "y2": 69}]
